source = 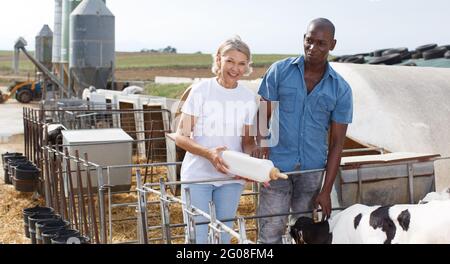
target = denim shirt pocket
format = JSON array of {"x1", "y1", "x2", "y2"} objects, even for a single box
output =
[
  {"x1": 278, "y1": 86, "x2": 297, "y2": 113},
  {"x1": 312, "y1": 94, "x2": 335, "y2": 125}
]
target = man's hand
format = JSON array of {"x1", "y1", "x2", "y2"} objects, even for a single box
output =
[
  {"x1": 314, "y1": 191, "x2": 332, "y2": 221},
  {"x1": 234, "y1": 175, "x2": 256, "y2": 183},
  {"x1": 251, "y1": 146, "x2": 270, "y2": 159},
  {"x1": 207, "y1": 146, "x2": 229, "y2": 174}
]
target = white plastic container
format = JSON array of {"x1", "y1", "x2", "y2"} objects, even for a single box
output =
[{"x1": 222, "y1": 150, "x2": 288, "y2": 182}]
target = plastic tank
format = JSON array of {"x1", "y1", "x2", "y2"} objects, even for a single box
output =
[
  {"x1": 35, "y1": 25, "x2": 53, "y2": 70},
  {"x1": 69, "y1": 0, "x2": 114, "y2": 94},
  {"x1": 52, "y1": 0, "x2": 62, "y2": 63},
  {"x1": 61, "y1": 0, "x2": 82, "y2": 63}
]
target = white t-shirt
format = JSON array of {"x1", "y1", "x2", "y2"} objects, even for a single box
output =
[{"x1": 181, "y1": 78, "x2": 258, "y2": 186}]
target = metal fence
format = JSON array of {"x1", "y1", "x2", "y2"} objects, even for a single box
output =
[
  {"x1": 24, "y1": 106, "x2": 446, "y2": 244},
  {"x1": 24, "y1": 106, "x2": 172, "y2": 165}
]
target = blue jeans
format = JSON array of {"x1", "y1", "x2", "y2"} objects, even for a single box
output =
[
  {"x1": 181, "y1": 183, "x2": 244, "y2": 244},
  {"x1": 257, "y1": 171, "x2": 323, "y2": 244}
]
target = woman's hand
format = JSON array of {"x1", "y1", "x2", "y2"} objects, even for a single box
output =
[{"x1": 207, "y1": 146, "x2": 229, "y2": 174}]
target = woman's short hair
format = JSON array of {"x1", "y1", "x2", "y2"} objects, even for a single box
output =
[{"x1": 212, "y1": 36, "x2": 253, "y2": 76}]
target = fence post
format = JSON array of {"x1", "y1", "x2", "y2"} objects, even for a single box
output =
[
  {"x1": 159, "y1": 177, "x2": 172, "y2": 244},
  {"x1": 208, "y1": 201, "x2": 221, "y2": 244},
  {"x1": 135, "y1": 169, "x2": 149, "y2": 244},
  {"x1": 96, "y1": 166, "x2": 107, "y2": 244},
  {"x1": 184, "y1": 188, "x2": 197, "y2": 244},
  {"x1": 237, "y1": 217, "x2": 248, "y2": 244}
]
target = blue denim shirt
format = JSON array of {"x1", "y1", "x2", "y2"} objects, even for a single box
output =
[{"x1": 258, "y1": 56, "x2": 353, "y2": 172}]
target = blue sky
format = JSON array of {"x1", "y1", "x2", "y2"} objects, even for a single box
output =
[{"x1": 1, "y1": 0, "x2": 450, "y2": 55}]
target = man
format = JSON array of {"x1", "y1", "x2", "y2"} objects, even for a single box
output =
[{"x1": 256, "y1": 18, "x2": 353, "y2": 244}]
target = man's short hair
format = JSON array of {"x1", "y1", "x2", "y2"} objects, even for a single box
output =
[{"x1": 308, "y1": 18, "x2": 335, "y2": 39}]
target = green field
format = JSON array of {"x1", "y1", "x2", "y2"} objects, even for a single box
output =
[
  {"x1": 144, "y1": 82, "x2": 191, "y2": 99},
  {"x1": 0, "y1": 50, "x2": 294, "y2": 72},
  {"x1": 116, "y1": 52, "x2": 294, "y2": 69},
  {"x1": 0, "y1": 51, "x2": 35, "y2": 72}
]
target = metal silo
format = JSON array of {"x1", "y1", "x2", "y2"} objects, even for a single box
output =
[
  {"x1": 61, "y1": 0, "x2": 82, "y2": 63},
  {"x1": 52, "y1": 0, "x2": 62, "y2": 63},
  {"x1": 35, "y1": 25, "x2": 53, "y2": 70},
  {"x1": 70, "y1": 0, "x2": 114, "y2": 94}
]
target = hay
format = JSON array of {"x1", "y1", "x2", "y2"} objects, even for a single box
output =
[
  {"x1": 1, "y1": 164, "x2": 258, "y2": 244},
  {"x1": 0, "y1": 183, "x2": 45, "y2": 244}
]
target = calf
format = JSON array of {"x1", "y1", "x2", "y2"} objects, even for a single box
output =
[
  {"x1": 290, "y1": 200, "x2": 450, "y2": 244},
  {"x1": 418, "y1": 188, "x2": 450, "y2": 204},
  {"x1": 46, "y1": 124, "x2": 66, "y2": 149}
]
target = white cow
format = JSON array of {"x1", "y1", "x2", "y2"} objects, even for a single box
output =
[
  {"x1": 290, "y1": 200, "x2": 450, "y2": 244},
  {"x1": 121, "y1": 86, "x2": 143, "y2": 95},
  {"x1": 418, "y1": 188, "x2": 450, "y2": 204}
]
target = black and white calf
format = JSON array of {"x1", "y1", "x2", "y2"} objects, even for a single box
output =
[
  {"x1": 46, "y1": 124, "x2": 66, "y2": 148},
  {"x1": 291, "y1": 200, "x2": 450, "y2": 244},
  {"x1": 419, "y1": 188, "x2": 450, "y2": 204}
]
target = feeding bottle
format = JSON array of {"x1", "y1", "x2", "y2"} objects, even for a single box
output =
[{"x1": 222, "y1": 150, "x2": 288, "y2": 182}]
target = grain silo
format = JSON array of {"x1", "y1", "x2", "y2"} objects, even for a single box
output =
[
  {"x1": 52, "y1": 0, "x2": 62, "y2": 64},
  {"x1": 35, "y1": 25, "x2": 53, "y2": 71},
  {"x1": 61, "y1": 0, "x2": 82, "y2": 64},
  {"x1": 69, "y1": 0, "x2": 115, "y2": 95}
]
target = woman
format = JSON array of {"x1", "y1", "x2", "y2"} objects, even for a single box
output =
[{"x1": 175, "y1": 36, "x2": 258, "y2": 244}]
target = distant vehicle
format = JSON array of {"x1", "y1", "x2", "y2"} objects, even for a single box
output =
[{"x1": 0, "y1": 80, "x2": 51, "y2": 104}]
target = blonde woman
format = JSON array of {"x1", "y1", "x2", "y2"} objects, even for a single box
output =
[{"x1": 176, "y1": 37, "x2": 257, "y2": 244}]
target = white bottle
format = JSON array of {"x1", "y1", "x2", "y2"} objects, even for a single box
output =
[{"x1": 221, "y1": 150, "x2": 288, "y2": 182}]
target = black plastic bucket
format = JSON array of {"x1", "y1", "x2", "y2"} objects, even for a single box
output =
[
  {"x1": 28, "y1": 214, "x2": 60, "y2": 244},
  {"x1": 2, "y1": 152, "x2": 23, "y2": 184},
  {"x1": 4, "y1": 156, "x2": 27, "y2": 185},
  {"x1": 4, "y1": 155, "x2": 27, "y2": 169},
  {"x1": 22, "y1": 206, "x2": 54, "y2": 238},
  {"x1": 15, "y1": 164, "x2": 39, "y2": 180},
  {"x1": 8, "y1": 161, "x2": 33, "y2": 185},
  {"x1": 13, "y1": 164, "x2": 40, "y2": 192},
  {"x1": 2, "y1": 152, "x2": 22, "y2": 159},
  {"x1": 36, "y1": 219, "x2": 70, "y2": 244},
  {"x1": 2, "y1": 152, "x2": 24, "y2": 167},
  {"x1": 50, "y1": 229, "x2": 81, "y2": 244}
]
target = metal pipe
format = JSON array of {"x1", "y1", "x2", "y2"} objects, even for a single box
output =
[
  {"x1": 407, "y1": 163, "x2": 415, "y2": 204},
  {"x1": 43, "y1": 145, "x2": 52, "y2": 207},
  {"x1": 135, "y1": 169, "x2": 148, "y2": 244},
  {"x1": 184, "y1": 188, "x2": 196, "y2": 244},
  {"x1": 237, "y1": 217, "x2": 248, "y2": 244},
  {"x1": 159, "y1": 178, "x2": 172, "y2": 244},
  {"x1": 56, "y1": 153, "x2": 68, "y2": 220},
  {"x1": 84, "y1": 153, "x2": 100, "y2": 244},
  {"x1": 96, "y1": 165, "x2": 107, "y2": 244},
  {"x1": 208, "y1": 201, "x2": 220, "y2": 244},
  {"x1": 49, "y1": 144, "x2": 60, "y2": 214},
  {"x1": 64, "y1": 147, "x2": 79, "y2": 230},
  {"x1": 75, "y1": 150, "x2": 89, "y2": 236}
]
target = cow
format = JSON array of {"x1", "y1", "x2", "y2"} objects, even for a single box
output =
[
  {"x1": 121, "y1": 86, "x2": 143, "y2": 95},
  {"x1": 46, "y1": 124, "x2": 66, "y2": 150},
  {"x1": 290, "y1": 200, "x2": 450, "y2": 244},
  {"x1": 418, "y1": 188, "x2": 450, "y2": 204}
]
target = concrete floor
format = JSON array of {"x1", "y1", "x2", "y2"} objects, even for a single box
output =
[
  {"x1": 0, "y1": 86, "x2": 30, "y2": 180},
  {"x1": 0, "y1": 87, "x2": 28, "y2": 141}
]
